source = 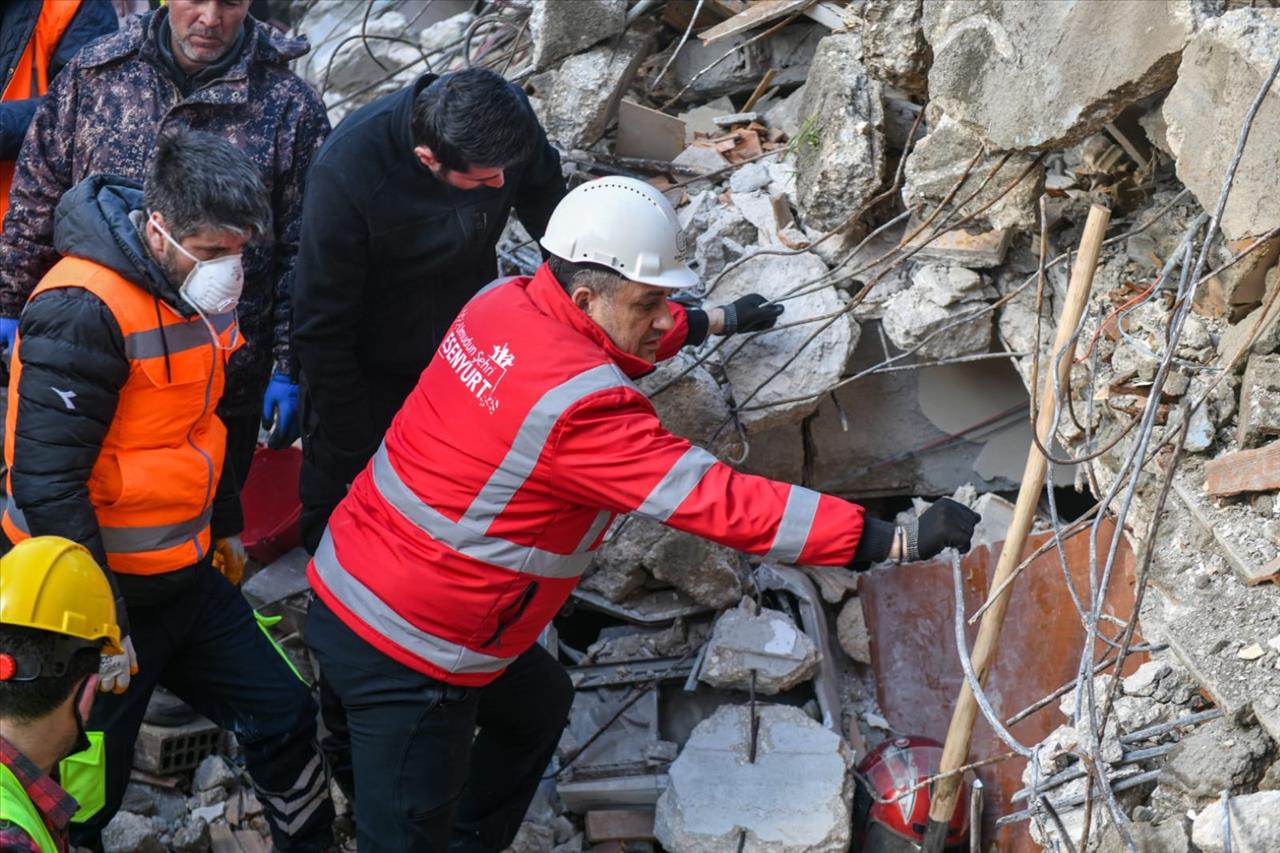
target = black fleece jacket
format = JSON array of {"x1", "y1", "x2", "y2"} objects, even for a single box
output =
[
  {"x1": 8, "y1": 175, "x2": 229, "y2": 620},
  {"x1": 292, "y1": 73, "x2": 567, "y2": 484}
]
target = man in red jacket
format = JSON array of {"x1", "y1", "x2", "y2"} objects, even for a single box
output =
[{"x1": 305, "y1": 177, "x2": 980, "y2": 852}]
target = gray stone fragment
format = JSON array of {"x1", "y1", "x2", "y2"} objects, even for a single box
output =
[
  {"x1": 193, "y1": 755, "x2": 236, "y2": 792},
  {"x1": 101, "y1": 812, "x2": 165, "y2": 853},
  {"x1": 666, "y1": 24, "x2": 826, "y2": 103},
  {"x1": 763, "y1": 83, "x2": 808, "y2": 139},
  {"x1": 638, "y1": 352, "x2": 733, "y2": 453},
  {"x1": 1221, "y1": 269, "x2": 1280, "y2": 366},
  {"x1": 537, "y1": 27, "x2": 655, "y2": 149},
  {"x1": 1122, "y1": 660, "x2": 1171, "y2": 699},
  {"x1": 794, "y1": 33, "x2": 885, "y2": 231},
  {"x1": 1192, "y1": 790, "x2": 1280, "y2": 853},
  {"x1": 836, "y1": 597, "x2": 871, "y2": 664},
  {"x1": 714, "y1": 252, "x2": 858, "y2": 433},
  {"x1": 881, "y1": 264, "x2": 996, "y2": 359},
  {"x1": 1164, "y1": 9, "x2": 1280, "y2": 241},
  {"x1": 529, "y1": 0, "x2": 625, "y2": 69},
  {"x1": 924, "y1": 1, "x2": 1211, "y2": 150},
  {"x1": 120, "y1": 784, "x2": 157, "y2": 817},
  {"x1": 581, "y1": 519, "x2": 666, "y2": 603},
  {"x1": 170, "y1": 818, "x2": 210, "y2": 853},
  {"x1": 1237, "y1": 354, "x2": 1280, "y2": 448},
  {"x1": 1163, "y1": 717, "x2": 1276, "y2": 799},
  {"x1": 672, "y1": 144, "x2": 729, "y2": 176},
  {"x1": 859, "y1": 0, "x2": 930, "y2": 97},
  {"x1": 729, "y1": 161, "x2": 772, "y2": 194},
  {"x1": 645, "y1": 530, "x2": 742, "y2": 610},
  {"x1": 655, "y1": 704, "x2": 853, "y2": 852},
  {"x1": 903, "y1": 113, "x2": 1043, "y2": 231},
  {"x1": 700, "y1": 601, "x2": 818, "y2": 694}
]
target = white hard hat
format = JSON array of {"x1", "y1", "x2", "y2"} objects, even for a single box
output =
[{"x1": 541, "y1": 177, "x2": 698, "y2": 290}]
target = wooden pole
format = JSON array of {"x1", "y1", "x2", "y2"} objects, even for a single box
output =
[{"x1": 922, "y1": 204, "x2": 1112, "y2": 850}]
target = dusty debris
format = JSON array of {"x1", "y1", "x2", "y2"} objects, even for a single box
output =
[
  {"x1": 857, "y1": 0, "x2": 930, "y2": 98},
  {"x1": 534, "y1": 26, "x2": 656, "y2": 149},
  {"x1": 1236, "y1": 354, "x2": 1280, "y2": 449},
  {"x1": 835, "y1": 597, "x2": 871, "y2": 665},
  {"x1": 529, "y1": 0, "x2": 626, "y2": 69},
  {"x1": 1191, "y1": 790, "x2": 1280, "y2": 853},
  {"x1": 1163, "y1": 8, "x2": 1280, "y2": 241},
  {"x1": 881, "y1": 263, "x2": 996, "y2": 359},
  {"x1": 922, "y1": 0, "x2": 1209, "y2": 150},
  {"x1": 654, "y1": 704, "x2": 854, "y2": 852},
  {"x1": 699, "y1": 600, "x2": 818, "y2": 694},
  {"x1": 793, "y1": 32, "x2": 885, "y2": 231}
]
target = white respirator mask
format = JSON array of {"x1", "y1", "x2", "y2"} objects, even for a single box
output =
[{"x1": 151, "y1": 213, "x2": 244, "y2": 316}]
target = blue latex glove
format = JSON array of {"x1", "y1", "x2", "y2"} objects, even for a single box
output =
[
  {"x1": 261, "y1": 372, "x2": 300, "y2": 449},
  {"x1": 0, "y1": 317, "x2": 18, "y2": 357}
]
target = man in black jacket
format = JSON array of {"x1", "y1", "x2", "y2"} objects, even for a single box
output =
[{"x1": 292, "y1": 67, "x2": 567, "y2": 556}]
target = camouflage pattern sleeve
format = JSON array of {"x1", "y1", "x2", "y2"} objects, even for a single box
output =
[
  {"x1": 0, "y1": 60, "x2": 80, "y2": 319},
  {"x1": 269, "y1": 85, "x2": 332, "y2": 377}
]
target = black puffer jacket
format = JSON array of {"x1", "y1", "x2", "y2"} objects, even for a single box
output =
[{"x1": 7, "y1": 175, "x2": 229, "y2": 618}]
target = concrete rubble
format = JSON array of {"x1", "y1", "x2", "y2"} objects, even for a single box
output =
[
  {"x1": 654, "y1": 704, "x2": 854, "y2": 853},
  {"x1": 881, "y1": 263, "x2": 997, "y2": 359},
  {"x1": 699, "y1": 600, "x2": 819, "y2": 694}
]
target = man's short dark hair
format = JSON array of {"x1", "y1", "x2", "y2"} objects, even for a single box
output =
[
  {"x1": 0, "y1": 625, "x2": 99, "y2": 723},
  {"x1": 411, "y1": 69, "x2": 539, "y2": 172},
  {"x1": 548, "y1": 256, "x2": 625, "y2": 301},
  {"x1": 144, "y1": 128, "x2": 272, "y2": 241}
]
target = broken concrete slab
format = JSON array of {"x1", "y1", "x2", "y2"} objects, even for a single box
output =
[
  {"x1": 858, "y1": 0, "x2": 930, "y2": 98},
  {"x1": 672, "y1": 143, "x2": 730, "y2": 176},
  {"x1": 902, "y1": 216, "x2": 1012, "y2": 269},
  {"x1": 1192, "y1": 790, "x2": 1280, "y2": 853},
  {"x1": 638, "y1": 352, "x2": 735, "y2": 455},
  {"x1": 881, "y1": 263, "x2": 997, "y2": 359},
  {"x1": 1162, "y1": 717, "x2": 1277, "y2": 800},
  {"x1": 686, "y1": 198, "x2": 756, "y2": 279},
  {"x1": 923, "y1": 1, "x2": 1213, "y2": 151},
  {"x1": 762, "y1": 82, "x2": 807, "y2": 140},
  {"x1": 654, "y1": 704, "x2": 854, "y2": 852},
  {"x1": 536, "y1": 27, "x2": 655, "y2": 150},
  {"x1": 1220, "y1": 274, "x2": 1280, "y2": 366},
  {"x1": 794, "y1": 33, "x2": 885, "y2": 232},
  {"x1": 1195, "y1": 239, "x2": 1280, "y2": 321},
  {"x1": 713, "y1": 252, "x2": 858, "y2": 433},
  {"x1": 836, "y1": 597, "x2": 871, "y2": 664},
  {"x1": 645, "y1": 528, "x2": 743, "y2": 610},
  {"x1": 529, "y1": 0, "x2": 626, "y2": 69},
  {"x1": 1164, "y1": 9, "x2": 1280, "y2": 241},
  {"x1": 101, "y1": 812, "x2": 165, "y2": 853},
  {"x1": 582, "y1": 520, "x2": 667, "y2": 603},
  {"x1": 971, "y1": 492, "x2": 1015, "y2": 549},
  {"x1": 699, "y1": 601, "x2": 818, "y2": 694},
  {"x1": 902, "y1": 112, "x2": 1044, "y2": 231},
  {"x1": 1237, "y1": 354, "x2": 1280, "y2": 449},
  {"x1": 665, "y1": 23, "x2": 826, "y2": 103}
]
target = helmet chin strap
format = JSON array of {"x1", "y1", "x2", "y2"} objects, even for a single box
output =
[{"x1": 69, "y1": 673, "x2": 99, "y2": 756}]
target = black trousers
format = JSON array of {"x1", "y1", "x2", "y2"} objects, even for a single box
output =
[
  {"x1": 74, "y1": 563, "x2": 333, "y2": 852},
  {"x1": 305, "y1": 597, "x2": 573, "y2": 853}
]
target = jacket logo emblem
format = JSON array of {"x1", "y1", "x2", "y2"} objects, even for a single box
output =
[
  {"x1": 439, "y1": 319, "x2": 513, "y2": 414},
  {"x1": 489, "y1": 343, "x2": 515, "y2": 369},
  {"x1": 52, "y1": 387, "x2": 78, "y2": 410}
]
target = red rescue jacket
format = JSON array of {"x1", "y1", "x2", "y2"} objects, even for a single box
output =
[{"x1": 308, "y1": 264, "x2": 868, "y2": 686}]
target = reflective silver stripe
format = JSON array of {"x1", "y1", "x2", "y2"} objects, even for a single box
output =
[
  {"x1": 464, "y1": 364, "x2": 632, "y2": 525},
  {"x1": 575, "y1": 511, "x2": 613, "y2": 553},
  {"x1": 5, "y1": 500, "x2": 207, "y2": 554},
  {"x1": 259, "y1": 754, "x2": 329, "y2": 835},
  {"x1": 313, "y1": 529, "x2": 515, "y2": 675},
  {"x1": 123, "y1": 312, "x2": 235, "y2": 360},
  {"x1": 765, "y1": 486, "x2": 821, "y2": 563},
  {"x1": 632, "y1": 445, "x2": 719, "y2": 522},
  {"x1": 372, "y1": 445, "x2": 591, "y2": 579}
]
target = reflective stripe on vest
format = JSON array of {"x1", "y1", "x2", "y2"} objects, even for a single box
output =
[
  {"x1": 0, "y1": 764, "x2": 60, "y2": 853},
  {"x1": 312, "y1": 529, "x2": 515, "y2": 676},
  {"x1": 632, "y1": 445, "x2": 719, "y2": 522},
  {"x1": 370, "y1": 362, "x2": 633, "y2": 579},
  {"x1": 4, "y1": 500, "x2": 211, "y2": 556},
  {"x1": 123, "y1": 311, "x2": 237, "y2": 360},
  {"x1": 764, "y1": 485, "x2": 822, "y2": 563}
]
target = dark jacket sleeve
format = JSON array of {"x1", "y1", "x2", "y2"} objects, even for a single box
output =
[
  {"x1": 0, "y1": 1, "x2": 116, "y2": 161},
  {"x1": 291, "y1": 162, "x2": 378, "y2": 481},
  {"x1": 512, "y1": 124, "x2": 566, "y2": 243},
  {"x1": 269, "y1": 86, "x2": 331, "y2": 377},
  {"x1": 0, "y1": 59, "x2": 80, "y2": 318},
  {"x1": 9, "y1": 287, "x2": 130, "y2": 627}
]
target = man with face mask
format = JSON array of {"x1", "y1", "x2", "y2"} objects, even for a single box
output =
[
  {"x1": 2, "y1": 129, "x2": 334, "y2": 852},
  {"x1": 305, "y1": 177, "x2": 980, "y2": 852},
  {"x1": 0, "y1": 537, "x2": 120, "y2": 853}
]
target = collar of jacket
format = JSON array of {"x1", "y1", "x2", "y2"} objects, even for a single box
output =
[
  {"x1": 525, "y1": 262, "x2": 657, "y2": 380},
  {"x1": 395, "y1": 73, "x2": 438, "y2": 177},
  {"x1": 76, "y1": 8, "x2": 312, "y2": 105}
]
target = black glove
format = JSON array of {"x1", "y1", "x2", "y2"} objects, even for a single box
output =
[
  {"x1": 902, "y1": 498, "x2": 981, "y2": 562},
  {"x1": 720, "y1": 294, "x2": 784, "y2": 335}
]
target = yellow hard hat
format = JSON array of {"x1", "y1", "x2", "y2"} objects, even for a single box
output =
[{"x1": 0, "y1": 537, "x2": 122, "y2": 657}]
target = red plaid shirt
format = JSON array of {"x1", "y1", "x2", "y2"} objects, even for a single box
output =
[{"x1": 0, "y1": 735, "x2": 75, "y2": 853}]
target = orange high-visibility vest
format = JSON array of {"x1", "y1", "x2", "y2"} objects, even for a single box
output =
[
  {"x1": 1, "y1": 0, "x2": 84, "y2": 224},
  {"x1": 3, "y1": 255, "x2": 241, "y2": 574}
]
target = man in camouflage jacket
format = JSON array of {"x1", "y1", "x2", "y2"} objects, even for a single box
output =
[{"x1": 0, "y1": 3, "x2": 330, "y2": 539}]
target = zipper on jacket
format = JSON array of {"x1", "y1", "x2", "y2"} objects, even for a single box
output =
[
  {"x1": 185, "y1": 319, "x2": 220, "y2": 559},
  {"x1": 480, "y1": 580, "x2": 539, "y2": 650}
]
